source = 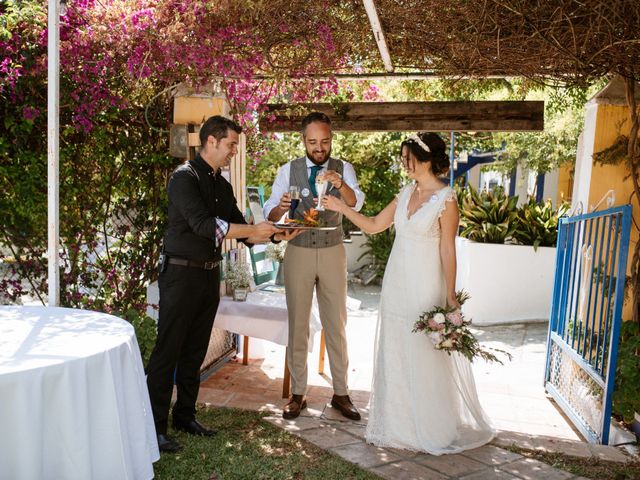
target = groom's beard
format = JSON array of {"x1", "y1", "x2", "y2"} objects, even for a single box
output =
[{"x1": 306, "y1": 146, "x2": 331, "y2": 166}]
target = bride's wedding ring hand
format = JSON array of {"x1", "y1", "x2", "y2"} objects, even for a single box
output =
[
  {"x1": 321, "y1": 195, "x2": 345, "y2": 212},
  {"x1": 447, "y1": 297, "x2": 461, "y2": 309}
]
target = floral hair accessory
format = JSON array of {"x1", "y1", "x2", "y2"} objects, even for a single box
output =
[{"x1": 406, "y1": 134, "x2": 431, "y2": 153}]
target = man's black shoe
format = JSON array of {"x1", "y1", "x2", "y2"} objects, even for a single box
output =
[
  {"x1": 173, "y1": 419, "x2": 218, "y2": 437},
  {"x1": 157, "y1": 434, "x2": 183, "y2": 453}
]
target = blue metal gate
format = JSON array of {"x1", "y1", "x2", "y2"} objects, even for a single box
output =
[{"x1": 544, "y1": 205, "x2": 632, "y2": 444}]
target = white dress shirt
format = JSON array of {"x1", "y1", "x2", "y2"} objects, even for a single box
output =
[{"x1": 263, "y1": 157, "x2": 365, "y2": 220}]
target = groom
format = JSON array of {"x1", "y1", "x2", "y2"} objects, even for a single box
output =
[{"x1": 264, "y1": 112, "x2": 365, "y2": 420}]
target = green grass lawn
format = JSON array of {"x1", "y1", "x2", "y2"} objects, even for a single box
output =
[{"x1": 153, "y1": 407, "x2": 379, "y2": 480}]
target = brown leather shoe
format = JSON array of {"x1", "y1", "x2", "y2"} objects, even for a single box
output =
[
  {"x1": 331, "y1": 394, "x2": 361, "y2": 421},
  {"x1": 283, "y1": 394, "x2": 307, "y2": 419}
]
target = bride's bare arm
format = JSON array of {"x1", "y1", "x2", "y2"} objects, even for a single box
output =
[
  {"x1": 439, "y1": 198, "x2": 460, "y2": 307},
  {"x1": 322, "y1": 195, "x2": 397, "y2": 234}
]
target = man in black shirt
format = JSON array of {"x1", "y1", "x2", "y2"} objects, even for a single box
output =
[{"x1": 146, "y1": 116, "x2": 286, "y2": 453}]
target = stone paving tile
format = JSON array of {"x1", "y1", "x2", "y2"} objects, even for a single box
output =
[
  {"x1": 294, "y1": 425, "x2": 363, "y2": 449},
  {"x1": 459, "y1": 466, "x2": 521, "y2": 479},
  {"x1": 329, "y1": 442, "x2": 402, "y2": 468},
  {"x1": 336, "y1": 422, "x2": 367, "y2": 440},
  {"x1": 588, "y1": 443, "x2": 631, "y2": 463},
  {"x1": 385, "y1": 447, "x2": 420, "y2": 459},
  {"x1": 415, "y1": 452, "x2": 486, "y2": 476},
  {"x1": 498, "y1": 458, "x2": 574, "y2": 480},
  {"x1": 460, "y1": 445, "x2": 523, "y2": 466},
  {"x1": 533, "y1": 437, "x2": 592, "y2": 458},
  {"x1": 492, "y1": 430, "x2": 538, "y2": 450},
  {"x1": 370, "y1": 460, "x2": 448, "y2": 480},
  {"x1": 263, "y1": 415, "x2": 327, "y2": 432}
]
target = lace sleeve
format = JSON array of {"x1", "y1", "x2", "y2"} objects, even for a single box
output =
[
  {"x1": 426, "y1": 188, "x2": 457, "y2": 238},
  {"x1": 436, "y1": 188, "x2": 457, "y2": 221}
]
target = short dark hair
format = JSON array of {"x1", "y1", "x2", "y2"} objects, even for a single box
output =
[
  {"x1": 301, "y1": 111, "x2": 331, "y2": 135},
  {"x1": 199, "y1": 115, "x2": 242, "y2": 146}
]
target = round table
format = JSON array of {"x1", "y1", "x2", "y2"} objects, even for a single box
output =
[{"x1": 0, "y1": 306, "x2": 160, "y2": 480}]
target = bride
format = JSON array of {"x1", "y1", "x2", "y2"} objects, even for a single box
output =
[{"x1": 322, "y1": 132, "x2": 494, "y2": 455}]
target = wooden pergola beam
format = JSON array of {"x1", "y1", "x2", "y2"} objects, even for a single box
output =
[{"x1": 260, "y1": 101, "x2": 544, "y2": 132}]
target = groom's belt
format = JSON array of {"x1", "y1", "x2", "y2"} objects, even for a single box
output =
[{"x1": 168, "y1": 256, "x2": 220, "y2": 270}]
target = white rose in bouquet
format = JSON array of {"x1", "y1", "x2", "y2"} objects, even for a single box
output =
[
  {"x1": 428, "y1": 332, "x2": 441, "y2": 345},
  {"x1": 434, "y1": 313, "x2": 446, "y2": 324},
  {"x1": 441, "y1": 339, "x2": 454, "y2": 349}
]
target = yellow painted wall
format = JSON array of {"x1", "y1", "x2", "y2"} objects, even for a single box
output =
[
  {"x1": 557, "y1": 163, "x2": 574, "y2": 204},
  {"x1": 590, "y1": 104, "x2": 638, "y2": 320}
]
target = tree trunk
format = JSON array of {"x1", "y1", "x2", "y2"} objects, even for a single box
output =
[{"x1": 623, "y1": 76, "x2": 640, "y2": 326}]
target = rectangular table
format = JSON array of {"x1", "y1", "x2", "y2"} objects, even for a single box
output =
[{"x1": 214, "y1": 288, "x2": 324, "y2": 398}]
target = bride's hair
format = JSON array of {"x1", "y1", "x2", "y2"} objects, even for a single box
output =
[{"x1": 400, "y1": 132, "x2": 450, "y2": 176}]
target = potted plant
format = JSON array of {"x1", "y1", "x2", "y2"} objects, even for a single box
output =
[
  {"x1": 265, "y1": 242, "x2": 287, "y2": 285},
  {"x1": 224, "y1": 261, "x2": 252, "y2": 301},
  {"x1": 456, "y1": 186, "x2": 564, "y2": 324}
]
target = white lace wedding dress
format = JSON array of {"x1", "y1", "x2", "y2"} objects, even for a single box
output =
[{"x1": 365, "y1": 184, "x2": 495, "y2": 455}]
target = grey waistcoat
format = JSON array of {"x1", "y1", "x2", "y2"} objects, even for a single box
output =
[{"x1": 288, "y1": 157, "x2": 344, "y2": 248}]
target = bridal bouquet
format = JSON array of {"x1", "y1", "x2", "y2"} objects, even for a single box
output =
[{"x1": 413, "y1": 291, "x2": 511, "y2": 364}]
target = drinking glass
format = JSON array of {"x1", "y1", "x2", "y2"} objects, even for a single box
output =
[
  {"x1": 315, "y1": 174, "x2": 328, "y2": 211},
  {"x1": 289, "y1": 185, "x2": 300, "y2": 218}
]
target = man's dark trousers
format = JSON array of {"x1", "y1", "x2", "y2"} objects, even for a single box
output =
[{"x1": 146, "y1": 263, "x2": 220, "y2": 435}]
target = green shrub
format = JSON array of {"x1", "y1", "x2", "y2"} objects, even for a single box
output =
[
  {"x1": 513, "y1": 197, "x2": 569, "y2": 249},
  {"x1": 359, "y1": 228, "x2": 395, "y2": 277},
  {"x1": 612, "y1": 320, "x2": 640, "y2": 423},
  {"x1": 458, "y1": 186, "x2": 519, "y2": 244},
  {"x1": 117, "y1": 308, "x2": 158, "y2": 367}
]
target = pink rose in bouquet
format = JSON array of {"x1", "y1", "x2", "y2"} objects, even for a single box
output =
[
  {"x1": 427, "y1": 318, "x2": 445, "y2": 330},
  {"x1": 447, "y1": 311, "x2": 464, "y2": 326}
]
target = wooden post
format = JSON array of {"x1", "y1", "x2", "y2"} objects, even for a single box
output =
[
  {"x1": 243, "y1": 336, "x2": 249, "y2": 365},
  {"x1": 283, "y1": 348, "x2": 291, "y2": 398},
  {"x1": 318, "y1": 329, "x2": 326, "y2": 375}
]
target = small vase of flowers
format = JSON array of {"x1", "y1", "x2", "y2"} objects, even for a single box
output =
[
  {"x1": 225, "y1": 261, "x2": 252, "y2": 301},
  {"x1": 265, "y1": 242, "x2": 287, "y2": 285}
]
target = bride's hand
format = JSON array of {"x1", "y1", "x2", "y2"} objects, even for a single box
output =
[
  {"x1": 322, "y1": 195, "x2": 345, "y2": 212},
  {"x1": 447, "y1": 295, "x2": 461, "y2": 310}
]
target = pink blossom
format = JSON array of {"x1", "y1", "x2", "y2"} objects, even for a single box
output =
[
  {"x1": 22, "y1": 106, "x2": 40, "y2": 121},
  {"x1": 447, "y1": 311, "x2": 464, "y2": 326}
]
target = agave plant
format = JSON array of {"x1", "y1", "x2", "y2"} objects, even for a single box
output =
[
  {"x1": 458, "y1": 186, "x2": 519, "y2": 244},
  {"x1": 513, "y1": 197, "x2": 569, "y2": 249}
]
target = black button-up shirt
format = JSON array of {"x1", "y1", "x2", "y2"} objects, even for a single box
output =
[{"x1": 163, "y1": 154, "x2": 248, "y2": 262}]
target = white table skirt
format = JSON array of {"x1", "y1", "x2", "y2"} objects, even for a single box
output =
[
  {"x1": 0, "y1": 306, "x2": 159, "y2": 480},
  {"x1": 214, "y1": 290, "x2": 322, "y2": 349}
]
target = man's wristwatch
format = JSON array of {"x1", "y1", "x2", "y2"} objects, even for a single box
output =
[{"x1": 270, "y1": 233, "x2": 282, "y2": 244}]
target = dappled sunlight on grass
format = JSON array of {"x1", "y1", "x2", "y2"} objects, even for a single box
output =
[{"x1": 153, "y1": 406, "x2": 378, "y2": 480}]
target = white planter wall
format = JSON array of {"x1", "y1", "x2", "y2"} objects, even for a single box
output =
[
  {"x1": 344, "y1": 232, "x2": 372, "y2": 272},
  {"x1": 455, "y1": 237, "x2": 556, "y2": 325}
]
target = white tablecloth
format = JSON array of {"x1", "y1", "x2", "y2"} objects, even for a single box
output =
[
  {"x1": 214, "y1": 290, "x2": 322, "y2": 349},
  {"x1": 0, "y1": 306, "x2": 159, "y2": 480}
]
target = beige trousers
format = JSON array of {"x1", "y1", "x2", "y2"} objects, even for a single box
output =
[{"x1": 283, "y1": 243, "x2": 349, "y2": 395}]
